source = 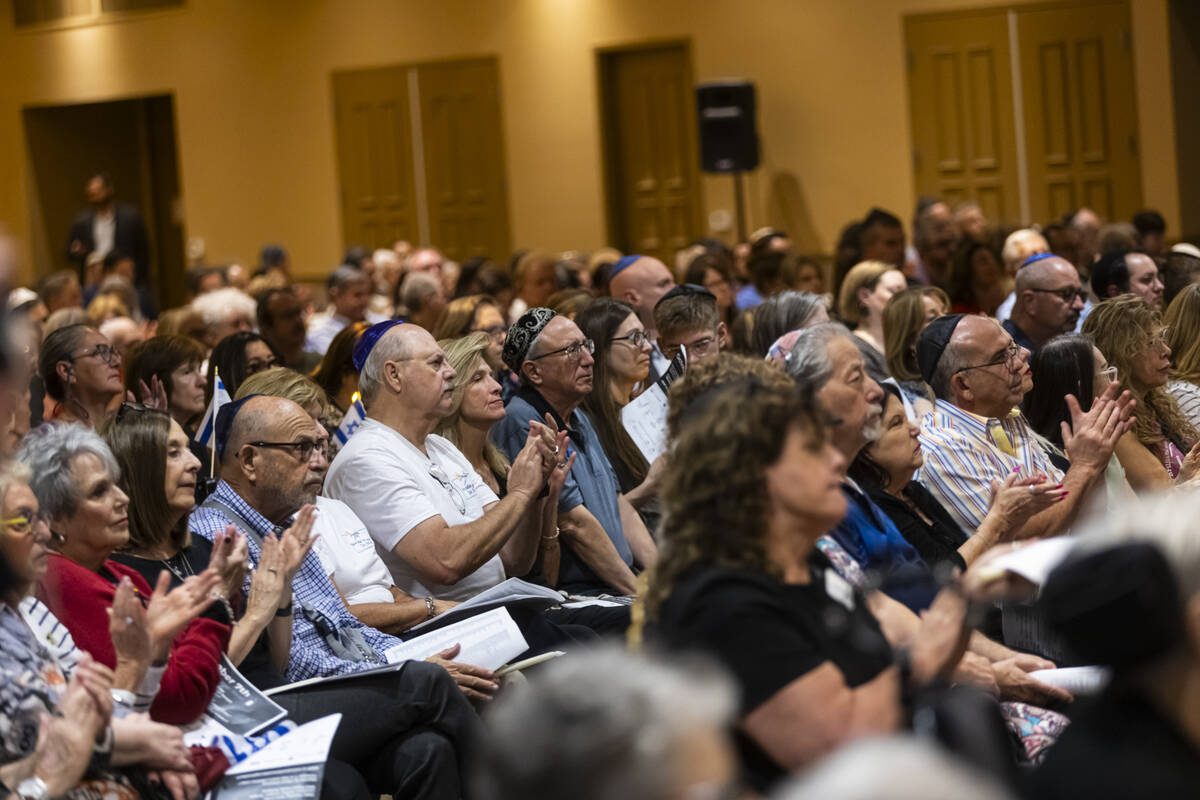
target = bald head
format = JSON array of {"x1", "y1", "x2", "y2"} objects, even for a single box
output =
[
  {"x1": 223, "y1": 395, "x2": 310, "y2": 465},
  {"x1": 608, "y1": 256, "x2": 676, "y2": 329},
  {"x1": 1014, "y1": 256, "x2": 1076, "y2": 293},
  {"x1": 1011, "y1": 256, "x2": 1085, "y2": 346}
]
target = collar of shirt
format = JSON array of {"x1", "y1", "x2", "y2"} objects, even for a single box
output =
[
  {"x1": 516, "y1": 385, "x2": 588, "y2": 453},
  {"x1": 207, "y1": 480, "x2": 280, "y2": 539}
]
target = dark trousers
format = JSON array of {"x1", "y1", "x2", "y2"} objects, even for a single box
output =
[{"x1": 274, "y1": 661, "x2": 482, "y2": 800}]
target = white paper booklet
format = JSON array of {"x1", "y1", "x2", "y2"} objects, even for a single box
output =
[
  {"x1": 987, "y1": 537, "x2": 1078, "y2": 586},
  {"x1": 384, "y1": 607, "x2": 529, "y2": 671},
  {"x1": 405, "y1": 576, "x2": 566, "y2": 634},
  {"x1": 621, "y1": 350, "x2": 686, "y2": 463},
  {"x1": 209, "y1": 714, "x2": 341, "y2": 800},
  {"x1": 1028, "y1": 666, "x2": 1111, "y2": 694}
]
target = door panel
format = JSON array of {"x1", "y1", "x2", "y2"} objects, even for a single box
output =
[
  {"x1": 1018, "y1": 2, "x2": 1140, "y2": 223},
  {"x1": 417, "y1": 58, "x2": 511, "y2": 262},
  {"x1": 331, "y1": 66, "x2": 420, "y2": 251},
  {"x1": 600, "y1": 44, "x2": 702, "y2": 261},
  {"x1": 907, "y1": 12, "x2": 1021, "y2": 226}
]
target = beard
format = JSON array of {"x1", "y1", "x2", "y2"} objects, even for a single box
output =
[{"x1": 861, "y1": 403, "x2": 885, "y2": 443}]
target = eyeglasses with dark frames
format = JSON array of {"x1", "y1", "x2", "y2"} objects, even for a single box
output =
[
  {"x1": 1028, "y1": 286, "x2": 1087, "y2": 303},
  {"x1": 530, "y1": 338, "x2": 595, "y2": 362},
  {"x1": 953, "y1": 342, "x2": 1025, "y2": 376},
  {"x1": 610, "y1": 330, "x2": 650, "y2": 348},
  {"x1": 72, "y1": 343, "x2": 121, "y2": 366},
  {"x1": 248, "y1": 439, "x2": 329, "y2": 462}
]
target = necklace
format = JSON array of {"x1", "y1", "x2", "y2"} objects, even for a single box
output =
[{"x1": 158, "y1": 550, "x2": 195, "y2": 583}]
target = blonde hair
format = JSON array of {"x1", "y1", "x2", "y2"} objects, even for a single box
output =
[
  {"x1": 435, "y1": 333, "x2": 509, "y2": 479},
  {"x1": 1083, "y1": 295, "x2": 1197, "y2": 450},
  {"x1": 86, "y1": 293, "x2": 130, "y2": 326},
  {"x1": 837, "y1": 260, "x2": 893, "y2": 327},
  {"x1": 236, "y1": 366, "x2": 331, "y2": 420},
  {"x1": 882, "y1": 289, "x2": 926, "y2": 382},
  {"x1": 1165, "y1": 284, "x2": 1200, "y2": 385}
]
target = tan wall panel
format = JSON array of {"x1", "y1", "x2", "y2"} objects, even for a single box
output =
[{"x1": 0, "y1": 0, "x2": 1180, "y2": 285}]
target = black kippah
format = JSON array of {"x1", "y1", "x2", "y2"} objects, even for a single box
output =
[
  {"x1": 1040, "y1": 542, "x2": 1184, "y2": 672},
  {"x1": 916, "y1": 313, "x2": 966, "y2": 384},
  {"x1": 655, "y1": 283, "x2": 715, "y2": 309}
]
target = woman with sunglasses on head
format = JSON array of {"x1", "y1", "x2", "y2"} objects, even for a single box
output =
[
  {"x1": 99, "y1": 403, "x2": 309, "y2": 684},
  {"x1": 17, "y1": 423, "x2": 231, "y2": 726},
  {"x1": 38, "y1": 324, "x2": 125, "y2": 427},
  {"x1": 1084, "y1": 295, "x2": 1200, "y2": 491},
  {"x1": 574, "y1": 298, "x2": 665, "y2": 528}
]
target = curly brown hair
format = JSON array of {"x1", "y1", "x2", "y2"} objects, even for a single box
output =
[
  {"x1": 1083, "y1": 294, "x2": 1197, "y2": 450},
  {"x1": 645, "y1": 353, "x2": 821, "y2": 620}
]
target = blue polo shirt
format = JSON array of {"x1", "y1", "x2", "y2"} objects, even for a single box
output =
[{"x1": 493, "y1": 387, "x2": 633, "y2": 594}]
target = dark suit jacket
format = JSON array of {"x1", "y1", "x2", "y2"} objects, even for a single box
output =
[{"x1": 65, "y1": 202, "x2": 150, "y2": 284}]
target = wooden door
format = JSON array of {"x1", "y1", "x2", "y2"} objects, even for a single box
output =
[
  {"x1": 331, "y1": 66, "x2": 420, "y2": 251},
  {"x1": 905, "y1": 12, "x2": 1021, "y2": 225},
  {"x1": 416, "y1": 58, "x2": 511, "y2": 262},
  {"x1": 1018, "y1": 2, "x2": 1141, "y2": 223},
  {"x1": 599, "y1": 43, "x2": 702, "y2": 261}
]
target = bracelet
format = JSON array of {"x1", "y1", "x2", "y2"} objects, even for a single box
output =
[
  {"x1": 542, "y1": 527, "x2": 561, "y2": 542},
  {"x1": 424, "y1": 596, "x2": 437, "y2": 619},
  {"x1": 274, "y1": 602, "x2": 293, "y2": 617}
]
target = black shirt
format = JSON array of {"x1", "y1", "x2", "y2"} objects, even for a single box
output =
[
  {"x1": 112, "y1": 537, "x2": 284, "y2": 689},
  {"x1": 865, "y1": 482, "x2": 968, "y2": 575},
  {"x1": 1027, "y1": 685, "x2": 1200, "y2": 799},
  {"x1": 650, "y1": 553, "x2": 893, "y2": 792}
]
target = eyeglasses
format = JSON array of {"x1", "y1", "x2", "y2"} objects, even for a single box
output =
[
  {"x1": 428, "y1": 464, "x2": 469, "y2": 515},
  {"x1": 1152, "y1": 326, "x2": 1171, "y2": 348},
  {"x1": 72, "y1": 343, "x2": 120, "y2": 366},
  {"x1": 1029, "y1": 286, "x2": 1087, "y2": 303},
  {"x1": 116, "y1": 401, "x2": 165, "y2": 421},
  {"x1": 610, "y1": 330, "x2": 650, "y2": 349},
  {"x1": 2, "y1": 510, "x2": 49, "y2": 535},
  {"x1": 1099, "y1": 365, "x2": 1118, "y2": 383},
  {"x1": 531, "y1": 338, "x2": 595, "y2": 362},
  {"x1": 664, "y1": 335, "x2": 716, "y2": 363},
  {"x1": 248, "y1": 439, "x2": 329, "y2": 462},
  {"x1": 953, "y1": 342, "x2": 1026, "y2": 375}
]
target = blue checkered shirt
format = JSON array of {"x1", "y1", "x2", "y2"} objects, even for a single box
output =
[{"x1": 188, "y1": 481, "x2": 402, "y2": 681}]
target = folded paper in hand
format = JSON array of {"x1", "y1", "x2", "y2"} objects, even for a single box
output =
[
  {"x1": 384, "y1": 607, "x2": 528, "y2": 671},
  {"x1": 621, "y1": 350, "x2": 686, "y2": 463}
]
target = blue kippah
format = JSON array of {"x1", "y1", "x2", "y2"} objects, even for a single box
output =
[
  {"x1": 215, "y1": 394, "x2": 263, "y2": 461},
  {"x1": 610, "y1": 255, "x2": 641, "y2": 279},
  {"x1": 352, "y1": 319, "x2": 405, "y2": 373},
  {"x1": 1019, "y1": 252, "x2": 1056, "y2": 270}
]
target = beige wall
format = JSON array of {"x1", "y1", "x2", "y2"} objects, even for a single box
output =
[{"x1": 0, "y1": 0, "x2": 1178, "y2": 285}]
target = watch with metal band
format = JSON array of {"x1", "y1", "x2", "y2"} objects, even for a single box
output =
[{"x1": 15, "y1": 776, "x2": 48, "y2": 800}]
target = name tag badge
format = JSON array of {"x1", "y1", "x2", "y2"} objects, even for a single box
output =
[
  {"x1": 824, "y1": 569, "x2": 855, "y2": 611},
  {"x1": 347, "y1": 527, "x2": 373, "y2": 553}
]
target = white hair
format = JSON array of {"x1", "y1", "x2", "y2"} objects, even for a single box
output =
[
  {"x1": 1000, "y1": 229, "x2": 1049, "y2": 272},
  {"x1": 191, "y1": 287, "x2": 256, "y2": 328},
  {"x1": 358, "y1": 325, "x2": 410, "y2": 409},
  {"x1": 475, "y1": 645, "x2": 737, "y2": 800},
  {"x1": 775, "y1": 736, "x2": 1016, "y2": 800},
  {"x1": 17, "y1": 423, "x2": 120, "y2": 520}
]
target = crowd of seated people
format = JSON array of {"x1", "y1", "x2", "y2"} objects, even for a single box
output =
[{"x1": 0, "y1": 194, "x2": 1198, "y2": 800}]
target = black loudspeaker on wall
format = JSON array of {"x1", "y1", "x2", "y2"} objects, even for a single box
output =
[{"x1": 696, "y1": 80, "x2": 759, "y2": 173}]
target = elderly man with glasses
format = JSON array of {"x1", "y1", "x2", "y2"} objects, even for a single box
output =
[
  {"x1": 1004, "y1": 254, "x2": 1088, "y2": 353},
  {"x1": 915, "y1": 314, "x2": 1133, "y2": 537},
  {"x1": 493, "y1": 308, "x2": 657, "y2": 597}
]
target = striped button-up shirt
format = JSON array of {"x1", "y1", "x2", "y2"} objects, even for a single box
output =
[
  {"x1": 189, "y1": 481, "x2": 402, "y2": 681},
  {"x1": 917, "y1": 399, "x2": 1064, "y2": 534}
]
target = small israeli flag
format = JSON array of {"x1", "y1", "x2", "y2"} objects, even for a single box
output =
[
  {"x1": 335, "y1": 393, "x2": 367, "y2": 445},
  {"x1": 194, "y1": 371, "x2": 231, "y2": 446}
]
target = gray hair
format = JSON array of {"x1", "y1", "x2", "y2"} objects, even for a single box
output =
[
  {"x1": 1000, "y1": 228, "x2": 1048, "y2": 272},
  {"x1": 358, "y1": 326, "x2": 411, "y2": 409},
  {"x1": 191, "y1": 287, "x2": 256, "y2": 328},
  {"x1": 0, "y1": 461, "x2": 33, "y2": 510},
  {"x1": 785, "y1": 321, "x2": 854, "y2": 390},
  {"x1": 17, "y1": 423, "x2": 120, "y2": 520},
  {"x1": 776, "y1": 736, "x2": 1016, "y2": 800},
  {"x1": 400, "y1": 271, "x2": 441, "y2": 313},
  {"x1": 1076, "y1": 489, "x2": 1200, "y2": 598},
  {"x1": 325, "y1": 264, "x2": 367, "y2": 293},
  {"x1": 928, "y1": 339, "x2": 967, "y2": 401},
  {"x1": 474, "y1": 645, "x2": 737, "y2": 800},
  {"x1": 751, "y1": 291, "x2": 827, "y2": 356}
]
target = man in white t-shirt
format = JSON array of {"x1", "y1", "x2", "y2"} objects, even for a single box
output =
[
  {"x1": 326, "y1": 321, "x2": 559, "y2": 603},
  {"x1": 311, "y1": 495, "x2": 458, "y2": 635}
]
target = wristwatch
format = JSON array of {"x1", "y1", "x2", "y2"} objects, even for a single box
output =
[
  {"x1": 16, "y1": 777, "x2": 48, "y2": 800},
  {"x1": 110, "y1": 688, "x2": 136, "y2": 709}
]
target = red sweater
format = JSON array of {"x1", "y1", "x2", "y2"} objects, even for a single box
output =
[{"x1": 36, "y1": 553, "x2": 231, "y2": 725}]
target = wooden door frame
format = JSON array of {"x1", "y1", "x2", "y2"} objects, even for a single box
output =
[
  {"x1": 595, "y1": 38, "x2": 704, "y2": 252},
  {"x1": 903, "y1": 0, "x2": 1129, "y2": 25}
]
